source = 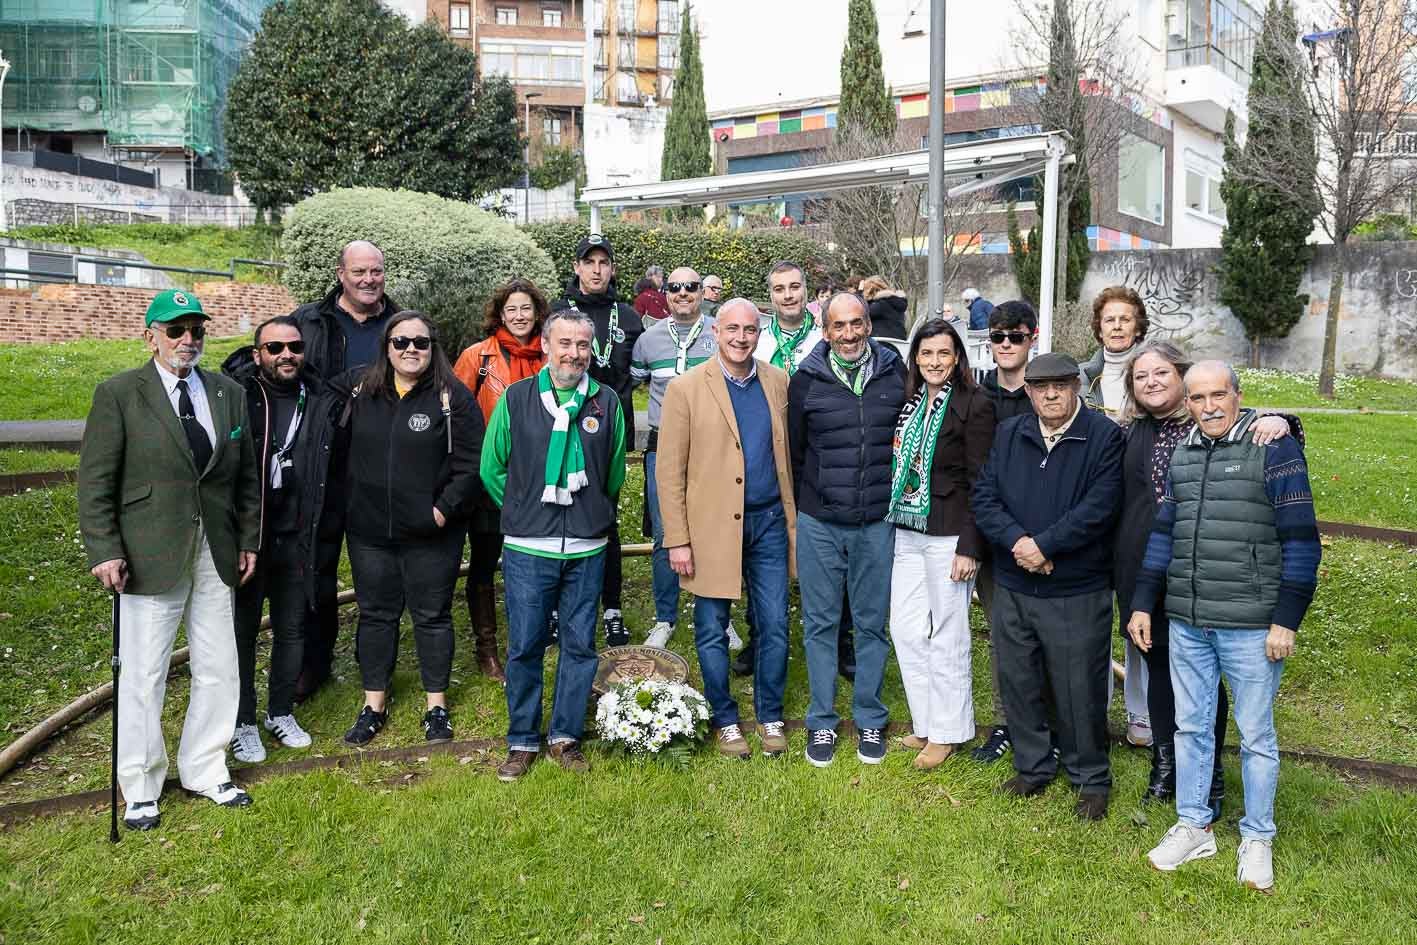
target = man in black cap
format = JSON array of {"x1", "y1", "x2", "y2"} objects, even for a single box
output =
[
  {"x1": 552, "y1": 234, "x2": 643, "y2": 647},
  {"x1": 970, "y1": 352, "x2": 1124, "y2": 821}
]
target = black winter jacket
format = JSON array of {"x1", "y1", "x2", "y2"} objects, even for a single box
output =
[
  {"x1": 868, "y1": 293, "x2": 909, "y2": 340},
  {"x1": 291, "y1": 283, "x2": 400, "y2": 381},
  {"x1": 553, "y1": 277, "x2": 644, "y2": 452},
  {"x1": 332, "y1": 371, "x2": 484, "y2": 544},
  {"x1": 788, "y1": 339, "x2": 908, "y2": 525},
  {"x1": 979, "y1": 368, "x2": 1035, "y2": 423},
  {"x1": 970, "y1": 404, "x2": 1124, "y2": 597}
]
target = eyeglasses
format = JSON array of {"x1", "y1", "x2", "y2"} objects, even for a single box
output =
[
  {"x1": 390, "y1": 335, "x2": 432, "y2": 351},
  {"x1": 161, "y1": 323, "x2": 206, "y2": 340},
  {"x1": 989, "y1": 331, "x2": 1032, "y2": 345},
  {"x1": 666, "y1": 281, "x2": 701, "y2": 294},
  {"x1": 259, "y1": 340, "x2": 305, "y2": 356}
]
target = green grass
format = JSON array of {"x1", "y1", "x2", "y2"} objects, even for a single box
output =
[
  {"x1": 1302, "y1": 414, "x2": 1417, "y2": 529},
  {"x1": 0, "y1": 336, "x2": 248, "y2": 421},
  {"x1": 2, "y1": 224, "x2": 283, "y2": 286},
  {"x1": 0, "y1": 449, "x2": 78, "y2": 474},
  {"x1": 1238, "y1": 368, "x2": 1417, "y2": 411}
]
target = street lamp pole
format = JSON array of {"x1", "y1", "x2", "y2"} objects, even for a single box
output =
[
  {"x1": 523, "y1": 91, "x2": 542, "y2": 223},
  {"x1": 0, "y1": 56, "x2": 11, "y2": 233}
]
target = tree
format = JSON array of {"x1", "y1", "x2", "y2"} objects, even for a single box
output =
[
  {"x1": 659, "y1": 2, "x2": 712, "y2": 222},
  {"x1": 226, "y1": 0, "x2": 524, "y2": 213},
  {"x1": 838, "y1": 0, "x2": 897, "y2": 143},
  {"x1": 1216, "y1": 1, "x2": 1320, "y2": 368}
]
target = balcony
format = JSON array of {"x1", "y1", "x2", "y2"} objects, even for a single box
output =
[
  {"x1": 1164, "y1": 52, "x2": 1247, "y2": 134},
  {"x1": 1164, "y1": 0, "x2": 1257, "y2": 133}
]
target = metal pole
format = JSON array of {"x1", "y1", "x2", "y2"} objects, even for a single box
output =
[
  {"x1": 524, "y1": 97, "x2": 531, "y2": 223},
  {"x1": 589, "y1": 202, "x2": 602, "y2": 231},
  {"x1": 109, "y1": 592, "x2": 121, "y2": 843},
  {"x1": 0, "y1": 57, "x2": 9, "y2": 232},
  {"x1": 1037, "y1": 137, "x2": 1062, "y2": 354},
  {"x1": 926, "y1": 0, "x2": 946, "y2": 321}
]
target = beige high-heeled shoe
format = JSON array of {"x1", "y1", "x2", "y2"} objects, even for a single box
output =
[{"x1": 913, "y1": 742, "x2": 955, "y2": 770}]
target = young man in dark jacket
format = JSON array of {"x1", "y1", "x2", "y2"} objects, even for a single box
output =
[
  {"x1": 551, "y1": 234, "x2": 643, "y2": 647},
  {"x1": 970, "y1": 352, "x2": 1124, "y2": 821},
  {"x1": 788, "y1": 293, "x2": 908, "y2": 768}
]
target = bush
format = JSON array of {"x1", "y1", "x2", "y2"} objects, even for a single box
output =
[
  {"x1": 530, "y1": 146, "x2": 583, "y2": 191},
  {"x1": 282, "y1": 188, "x2": 557, "y2": 352},
  {"x1": 1354, "y1": 213, "x2": 1417, "y2": 242},
  {"x1": 522, "y1": 221, "x2": 833, "y2": 303}
]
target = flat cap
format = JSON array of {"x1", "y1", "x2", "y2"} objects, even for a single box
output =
[{"x1": 1024, "y1": 352, "x2": 1080, "y2": 383}]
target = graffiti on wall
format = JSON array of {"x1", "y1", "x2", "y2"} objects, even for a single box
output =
[
  {"x1": 1101, "y1": 253, "x2": 1206, "y2": 335},
  {"x1": 1393, "y1": 270, "x2": 1417, "y2": 353}
]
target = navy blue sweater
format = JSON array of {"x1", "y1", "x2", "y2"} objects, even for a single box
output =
[
  {"x1": 970, "y1": 404, "x2": 1124, "y2": 597},
  {"x1": 726, "y1": 371, "x2": 781, "y2": 511}
]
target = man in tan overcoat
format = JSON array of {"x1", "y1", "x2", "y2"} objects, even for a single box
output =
[{"x1": 656, "y1": 299, "x2": 797, "y2": 759}]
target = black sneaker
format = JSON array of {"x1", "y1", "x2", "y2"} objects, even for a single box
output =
[
  {"x1": 731, "y1": 641, "x2": 755, "y2": 677},
  {"x1": 603, "y1": 610, "x2": 630, "y2": 648},
  {"x1": 343, "y1": 705, "x2": 387, "y2": 746},
  {"x1": 805, "y1": 729, "x2": 838, "y2": 767},
  {"x1": 423, "y1": 706, "x2": 453, "y2": 743},
  {"x1": 838, "y1": 632, "x2": 857, "y2": 682},
  {"x1": 970, "y1": 725, "x2": 1011, "y2": 763},
  {"x1": 856, "y1": 727, "x2": 886, "y2": 764},
  {"x1": 547, "y1": 610, "x2": 559, "y2": 647}
]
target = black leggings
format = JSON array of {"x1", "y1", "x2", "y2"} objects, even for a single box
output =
[{"x1": 1139, "y1": 601, "x2": 1229, "y2": 751}]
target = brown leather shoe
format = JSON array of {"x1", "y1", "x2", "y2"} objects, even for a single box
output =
[
  {"x1": 497, "y1": 750, "x2": 537, "y2": 782},
  {"x1": 547, "y1": 741, "x2": 590, "y2": 773},
  {"x1": 717, "y1": 724, "x2": 751, "y2": 759},
  {"x1": 470, "y1": 583, "x2": 507, "y2": 683},
  {"x1": 755, "y1": 721, "x2": 788, "y2": 757},
  {"x1": 1075, "y1": 790, "x2": 1109, "y2": 821},
  {"x1": 900, "y1": 734, "x2": 928, "y2": 751},
  {"x1": 912, "y1": 742, "x2": 955, "y2": 770},
  {"x1": 998, "y1": 775, "x2": 1049, "y2": 798}
]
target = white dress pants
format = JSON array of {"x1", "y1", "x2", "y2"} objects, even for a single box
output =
[
  {"x1": 117, "y1": 527, "x2": 239, "y2": 803},
  {"x1": 889, "y1": 529, "x2": 975, "y2": 744},
  {"x1": 1124, "y1": 639, "x2": 1150, "y2": 721}
]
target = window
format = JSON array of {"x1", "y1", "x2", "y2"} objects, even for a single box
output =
[
  {"x1": 658, "y1": 34, "x2": 677, "y2": 70},
  {"x1": 480, "y1": 42, "x2": 583, "y2": 84},
  {"x1": 495, "y1": 6, "x2": 517, "y2": 25},
  {"x1": 36, "y1": 47, "x2": 75, "y2": 79},
  {"x1": 617, "y1": 71, "x2": 640, "y2": 103},
  {"x1": 657, "y1": 0, "x2": 679, "y2": 33},
  {"x1": 1184, "y1": 152, "x2": 1227, "y2": 221},
  {"x1": 450, "y1": 3, "x2": 470, "y2": 35},
  {"x1": 617, "y1": 0, "x2": 637, "y2": 30},
  {"x1": 659, "y1": 71, "x2": 674, "y2": 99},
  {"x1": 618, "y1": 36, "x2": 635, "y2": 68},
  {"x1": 542, "y1": 7, "x2": 563, "y2": 27},
  {"x1": 543, "y1": 115, "x2": 563, "y2": 145},
  {"x1": 551, "y1": 46, "x2": 581, "y2": 81},
  {"x1": 1118, "y1": 133, "x2": 1166, "y2": 224},
  {"x1": 1166, "y1": 0, "x2": 1258, "y2": 81},
  {"x1": 593, "y1": 35, "x2": 607, "y2": 66}
]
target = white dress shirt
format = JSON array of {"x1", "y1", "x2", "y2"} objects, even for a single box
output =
[{"x1": 153, "y1": 358, "x2": 217, "y2": 449}]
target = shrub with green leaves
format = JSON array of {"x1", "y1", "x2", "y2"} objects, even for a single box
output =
[
  {"x1": 282, "y1": 188, "x2": 558, "y2": 352},
  {"x1": 522, "y1": 221, "x2": 832, "y2": 304}
]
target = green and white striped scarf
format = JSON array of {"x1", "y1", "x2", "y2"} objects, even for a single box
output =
[
  {"x1": 537, "y1": 366, "x2": 599, "y2": 505},
  {"x1": 886, "y1": 385, "x2": 952, "y2": 531},
  {"x1": 829, "y1": 346, "x2": 874, "y2": 397}
]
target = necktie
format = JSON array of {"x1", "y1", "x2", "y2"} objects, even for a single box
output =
[{"x1": 176, "y1": 379, "x2": 213, "y2": 473}]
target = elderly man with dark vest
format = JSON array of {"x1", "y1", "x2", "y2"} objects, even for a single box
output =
[{"x1": 1130, "y1": 361, "x2": 1320, "y2": 894}]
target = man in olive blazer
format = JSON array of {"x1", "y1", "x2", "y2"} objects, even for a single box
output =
[
  {"x1": 79, "y1": 289, "x2": 261, "y2": 830},
  {"x1": 656, "y1": 299, "x2": 797, "y2": 759}
]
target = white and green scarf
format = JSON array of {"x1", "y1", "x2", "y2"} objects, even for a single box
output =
[
  {"x1": 768, "y1": 313, "x2": 815, "y2": 374},
  {"x1": 538, "y1": 366, "x2": 599, "y2": 505},
  {"x1": 886, "y1": 385, "x2": 953, "y2": 531},
  {"x1": 829, "y1": 346, "x2": 874, "y2": 397}
]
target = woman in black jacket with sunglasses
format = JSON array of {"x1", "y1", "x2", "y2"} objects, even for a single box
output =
[{"x1": 330, "y1": 310, "x2": 484, "y2": 747}]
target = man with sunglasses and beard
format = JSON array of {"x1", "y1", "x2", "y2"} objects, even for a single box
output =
[
  {"x1": 221, "y1": 316, "x2": 333, "y2": 762},
  {"x1": 79, "y1": 290, "x2": 261, "y2": 830}
]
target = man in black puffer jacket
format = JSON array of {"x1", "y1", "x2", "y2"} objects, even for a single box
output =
[
  {"x1": 788, "y1": 293, "x2": 907, "y2": 769},
  {"x1": 551, "y1": 234, "x2": 643, "y2": 647}
]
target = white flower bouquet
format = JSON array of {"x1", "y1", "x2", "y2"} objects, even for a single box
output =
[{"x1": 594, "y1": 678, "x2": 711, "y2": 768}]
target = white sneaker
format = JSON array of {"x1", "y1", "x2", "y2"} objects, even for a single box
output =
[
  {"x1": 724, "y1": 621, "x2": 744, "y2": 651},
  {"x1": 1146, "y1": 821, "x2": 1218, "y2": 871},
  {"x1": 1237, "y1": 838, "x2": 1275, "y2": 892},
  {"x1": 1127, "y1": 714, "x2": 1154, "y2": 747},
  {"x1": 645, "y1": 621, "x2": 674, "y2": 648},
  {"x1": 263, "y1": 713, "x2": 313, "y2": 748},
  {"x1": 229, "y1": 723, "x2": 266, "y2": 763}
]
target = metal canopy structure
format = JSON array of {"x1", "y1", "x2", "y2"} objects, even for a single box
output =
[{"x1": 581, "y1": 131, "x2": 1074, "y2": 352}]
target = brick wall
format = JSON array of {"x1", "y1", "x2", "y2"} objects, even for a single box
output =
[{"x1": 0, "y1": 281, "x2": 299, "y2": 344}]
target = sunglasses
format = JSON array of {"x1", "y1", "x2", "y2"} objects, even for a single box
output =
[
  {"x1": 666, "y1": 281, "x2": 701, "y2": 294},
  {"x1": 161, "y1": 323, "x2": 206, "y2": 340},
  {"x1": 989, "y1": 331, "x2": 1033, "y2": 345},
  {"x1": 259, "y1": 340, "x2": 305, "y2": 356},
  {"x1": 390, "y1": 335, "x2": 432, "y2": 351}
]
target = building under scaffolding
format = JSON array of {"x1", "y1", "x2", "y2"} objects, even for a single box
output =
[{"x1": 0, "y1": 0, "x2": 273, "y2": 185}]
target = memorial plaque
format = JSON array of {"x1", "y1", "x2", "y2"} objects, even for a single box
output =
[{"x1": 592, "y1": 645, "x2": 689, "y2": 696}]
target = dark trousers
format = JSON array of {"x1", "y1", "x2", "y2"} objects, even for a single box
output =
[
  {"x1": 1138, "y1": 599, "x2": 1229, "y2": 751},
  {"x1": 464, "y1": 528, "x2": 505, "y2": 588},
  {"x1": 599, "y1": 523, "x2": 622, "y2": 612},
  {"x1": 994, "y1": 584, "x2": 1113, "y2": 792},
  {"x1": 300, "y1": 533, "x2": 342, "y2": 682},
  {"x1": 348, "y1": 527, "x2": 466, "y2": 693},
  {"x1": 234, "y1": 532, "x2": 305, "y2": 724}
]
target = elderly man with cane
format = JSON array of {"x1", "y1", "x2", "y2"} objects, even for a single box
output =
[{"x1": 79, "y1": 289, "x2": 262, "y2": 832}]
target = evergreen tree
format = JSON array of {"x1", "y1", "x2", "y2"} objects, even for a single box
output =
[
  {"x1": 659, "y1": 2, "x2": 711, "y2": 222},
  {"x1": 1216, "y1": 0, "x2": 1318, "y2": 367},
  {"x1": 837, "y1": 0, "x2": 896, "y2": 143}
]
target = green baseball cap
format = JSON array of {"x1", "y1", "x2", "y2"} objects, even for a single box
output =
[{"x1": 144, "y1": 289, "x2": 209, "y2": 327}]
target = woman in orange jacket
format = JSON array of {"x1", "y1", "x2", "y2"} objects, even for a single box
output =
[{"x1": 452, "y1": 278, "x2": 550, "y2": 681}]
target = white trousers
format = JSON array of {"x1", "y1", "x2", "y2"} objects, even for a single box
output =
[
  {"x1": 1124, "y1": 639, "x2": 1150, "y2": 721},
  {"x1": 117, "y1": 528, "x2": 238, "y2": 803},
  {"x1": 889, "y1": 530, "x2": 975, "y2": 744}
]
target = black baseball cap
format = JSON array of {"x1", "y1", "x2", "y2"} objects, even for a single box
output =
[
  {"x1": 574, "y1": 233, "x2": 614, "y2": 261},
  {"x1": 1024, "y1": 352, "x2": 1081, "y2": 383}
]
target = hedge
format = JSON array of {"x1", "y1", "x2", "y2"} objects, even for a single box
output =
[
  {"x1": 282, "y1": 188, "x2": 558, "y2": 352},
  {"x1": 521, "y1": 221, "x2": 833, "y2": 305}
]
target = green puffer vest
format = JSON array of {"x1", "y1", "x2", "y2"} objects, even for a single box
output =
[{"x1": 1164, "y1": 410, "x2": 1281, "y2": 629}]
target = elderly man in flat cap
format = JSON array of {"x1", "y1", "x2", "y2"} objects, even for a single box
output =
[{"x1": 971, "y1": 352, "x2": 1124, "y2": 821}]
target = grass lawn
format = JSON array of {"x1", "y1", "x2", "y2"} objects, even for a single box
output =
[
  {"x1": 0, "y1": 449, "x2": 78, "y2": 474},
  {"x1": 1238, "y1": 368, "x2": 1417, "y2": 411},
  {"x1": 1302, "y1": 414, "x2": 1417, "y2": 529},
  {"x1": 1, "y1": 224, "x2": 283, "y2": 286}
]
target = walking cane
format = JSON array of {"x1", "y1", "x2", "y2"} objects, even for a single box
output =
[{"x1": 110, "y1": 591, "x2": 121, "y2": 844}]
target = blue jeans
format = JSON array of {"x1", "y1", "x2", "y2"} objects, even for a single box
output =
[
  {"x1": 692, "y1": 505, "x2": 790, "y2": 728},
  {"x1": 502, "y1": 548, "x2": 606, "y2": 751},
  {"x1": 644, "y1": 449, "x2": 682, "y2": 625},
  {"x1": 1170, "y1": 618, "x2": 1285, "y2": 839},
  {"x1": 796, "y1": 512, "x2": 894, "y2": 731}
]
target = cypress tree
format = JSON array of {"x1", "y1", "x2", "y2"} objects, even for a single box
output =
[
  {"x1": 660, "y1": 1, "x2": 711, "y2": 221},
  {"x1": 1216, "y1": 0, "x2": 1318, "y2": 367},
  {"x1": 838, "y1": 0, "x2": 896, "y2": 143}
]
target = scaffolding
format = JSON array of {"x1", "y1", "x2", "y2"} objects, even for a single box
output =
[{"x1": 0, "y1": 0, "x2": 272, "y2": 165}]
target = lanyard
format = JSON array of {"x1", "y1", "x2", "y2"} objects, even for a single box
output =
[
  {"x1": 269, "y1": 383, "x2": 305, "y2": 489},
  {"x1": 571, "y1": 300, "x2": 622, "y2": 368},
  {"x1": 666, "y1": 317, "x2": 705, "y2": 375}
]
